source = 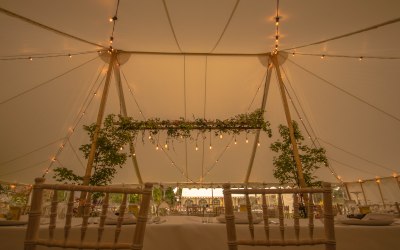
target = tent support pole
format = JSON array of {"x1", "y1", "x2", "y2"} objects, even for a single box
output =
[
  {"x1": 78, "y1": 52, "x2": 116, "y2": 215},
  {"x1": 376, "y1": 180, "x2": 386, "y2": 208},
  {"x1": 244, "y1": 60, "x2": 273, "y2": 184},
  {"x1": 82, "y1": 52, "x2": 116, "y2": 186},
  {"x1": 113, "y1": 60, "x2": 144, "y2": 185},
  {"x1": 270, "y1": 53, "x2": 307, "y2": 189},
  {"x1": 396, "y1": 176, "x2": 400, "y2": 191},
  {"x1": 359, "y1": 182, "x2": 368, "y2": 205},
  {"x1": 343, "y1": 183, "x2": 352, "y2": 200}
]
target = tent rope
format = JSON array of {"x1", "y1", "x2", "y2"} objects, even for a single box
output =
[
  {"x1": 0, "y1": 137, "x2": 64, "y2": 166},
  {"x1": 328, "y1": 157, "x2": 383, "y2": 177},
  {"x1": 286, "y1": 57, "x2": 400, "y2": 123},
  {"x1": 120, "y1": 68, "x2": 146, "y2": 120},
  {"x1": 0, "y1": 159, "x2": 50, "y2": 178},
  {"x1": 209, "y1": 0, "x2": 241, "y2": 53},
  {"x1": 247, "y1": 70, "x2": 268, "y2": 112},
  {"x1": 290, "y1": 52, "x2": 400, "y2": 60},
  {"x1": 67, "y1": 139, "x2": 86, "y2": 170},
  {"x1": 317, "y1": 137, "x2": 396, "y2": 172},
  {"x1": 0, "y1": 50, "x2": 99, "y2": 61},
  {"x1": 279, "y1": 64, "x2": 341, "y2": 181},
  {"x1": 0, "y1": 56, "x2": 99, "y2": 105},
  {"x1": 162, "y1": 0, "x2": 183, "y2": 52},
  {"x1": 283, "y1": 17, "x2": 400, "y2": 51},
  {"x1": 0, "y1": 7, "x2": 106, "y2": 49},
  {"x1": 201, "y1": 56, "x2": 208, "y2": 181},
  {"x1": 45, "y1": 67, "x2": 106, "y2": 175}
]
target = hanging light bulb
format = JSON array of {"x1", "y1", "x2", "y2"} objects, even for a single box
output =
[
  {"x1": 164, "y1": 143, "x2": 168, "y2": 149},
  {"x1": 321, "y1": 55, "x2": 325, "y2": 59},
  {"x1": 359, "y1": 56, "x2": 363, "y2": 61},
  {"x1": 219, "y1": 134, "x2": 223, "y2": 139},
  {"x1": 275, "y1": 35, "x2": 279, "y2": 43},
  {"x1": 246, "y1": 138, "x2": 249, "y2": 143},
  {"x1": 68, "y1": 54, "x2": 72, "y2": 58},
  {"x1": 292, "y1": 52, "x2": 295, "y2": 56},
  {"x1": 109, "y1": 36, "x2": 114, "y2": 44},
  {"x1": 195, "y1": 145, "x2": 199, "y2": 151},
  {"x1": 257, "y1": 142, "x2": 261, "y2": 147},
  {"x1": 209, "y1": 145, "x2": 212, "y2": 150},
  {"x1": 29, "y1": 57, "x2": 33, "y2": 61},
  {"x1": 148, "y1": 135, "x2": 152, "y2": 140},
  {"x1": 156, "y1": 145, "x2": 159, "y2": 150},
  {"x1": 109, "y1": 17, "x2": 113, "y2": 22},
  {"x1": 234, "y1": 138, "x2": 237, "y2": 145},
  {"x1": 119, "y1": 147, "x2": 123, "y2": 151},
  {"x1": 275, "y1": 16, "x2": 280, "y2": 26}
]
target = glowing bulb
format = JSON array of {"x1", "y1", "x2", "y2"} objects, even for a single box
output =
[
  {"x1": 195, "y1": 146, "x2": 198, "y2": 151},
  {"x1": 68, "y1": 54, "x2": 72, "y2": 58},
  {"x1": 29, "y1": 57, "x2": 33, "y2": 61},
  {"x1": 156, "y1": 145, "x2": 159, "y2": 150},
  {"x1": 133, "y1": 153, "x2": 136, "y2": 156},
  {"x1": 292, "y1": 52, "x2": 295, "y2": 56},
  {"x1": 209, "y1": 145, "x2": 212, "y2": 150},
  {"x1": 275, "y1": 17, "x2": 280, "y2": 26},
  {"x1": 148, "y1": 135, "x2": 152, "y2": 140},
  {"x1": 358, "y1": 179, "x2": 362, "y2": 183},
  {"x1": 376, "y1": 179, "x2": 381, "y2": 183},
  {"x1": 393, "y1": 172, "x2": 398, "y2": 178},
  {"x1": 94, "y1": 92, "x2": 97, "y2": 96},
  {"x1": 321, "y1": 55, "x2": 325, "y2": 59},
  {"x1": 246, "y1": 139, "x2": 249, "y2": 143},
  {"x1": 164, "y1": 144, "x2": 168, "y2": 149},
  {"x1": 359, "y1": 56, "x2": 363, "y2": 61},
  {"x1": 120, "y1": 147, "x2": 123, "y2": 151},
  {"x1": 109, "y1": 17, "x2": 113, "y2": 22},
  {"x1": 257, "y1": 142, "x2": 261, "y2": 147},
  {"x1": 109, "y1": 36, "x2": 114, "y2": 44},
  {"x1": 234, "y1": 140, "x2": 237, "y2": 145},
  {"x1": 219, "y1": 134, "x2": 223, "y2": 139},
  {"x1": 275, "y1": 35, "x2": 279, "y2": 43}
]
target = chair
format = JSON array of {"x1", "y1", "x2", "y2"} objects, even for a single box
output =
[
  {"x1": 25, "y1": 178, "x2": 153, "y2": 250},
  {"x1": 223, "y1": 183, "x2": 336, "y2": 250}
]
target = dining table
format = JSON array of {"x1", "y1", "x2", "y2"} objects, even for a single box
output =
[{"x1": 0, "y1": 215, "x2": 399, "y2": 250}]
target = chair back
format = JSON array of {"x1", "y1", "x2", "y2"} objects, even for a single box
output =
[
  {"x1": 25, "y1": 178, "x2": 153, "y2": 250},
  {"x1": 223, "y1": 183, "x2": 336, "y2": 250}
]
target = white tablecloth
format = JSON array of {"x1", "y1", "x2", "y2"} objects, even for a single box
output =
[{"x1": 0, "y1": 216, "x2": 399, "y2": 250}]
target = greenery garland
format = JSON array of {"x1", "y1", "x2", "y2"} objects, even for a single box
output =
[{"x1": 117, "y1": 108, "x2": 272, "y2": 142}]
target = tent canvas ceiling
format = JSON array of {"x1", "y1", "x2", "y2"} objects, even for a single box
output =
[{"x1": 0, "y1": 0, "x2": 399, "y2": 186}]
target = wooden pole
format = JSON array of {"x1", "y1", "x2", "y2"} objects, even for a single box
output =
[
  {"x1": 376, "y1": 180, "x2": 386, "y2": 208},
  {"x1": 396, "y1": 176, "x2": 400, "y2": 191},
  {"x1": 270, "y1": 53, "x2": 307, "y2": 188},
  {"x1": 359, "y1": 181, "x2": 368, "y2": 205},
  {"x1": 82, "y1": 52, "x2": 116, "y2": 186},
  {"x1": 113, "y1": 59, "x2": 143, "y2": 185},
  {"x1": 343, "y1": 183, "x2": 351, "y2": 201},
  {"x1": 244, "y1": 61, "x2": 273, "y2": 183}
]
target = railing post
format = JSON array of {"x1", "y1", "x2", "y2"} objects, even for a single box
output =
[{"x1": 25, "y1": 178, "x2": 45, "y2": 250}]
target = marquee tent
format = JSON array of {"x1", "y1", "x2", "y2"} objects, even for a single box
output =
[{"x1": 0, "y1": 0, "x2": 399, "y2": 203}]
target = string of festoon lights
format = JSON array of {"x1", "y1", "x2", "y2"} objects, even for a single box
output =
[
  {"x1": 274, "y1": 0, "x2": 280, "y2": 53},
  {"x1": 289, "y1": 52, "x2": 400, "y2": 60},
  {"x1": 42, "y1": 65, "x2": 107, "y2": 177},
  {"x1": 108, "y1": 0, "x2": 121, "y2": 51},
  {"x1": 278, "y1": 66, "x2": 343, "y2": 183},
  {"x1": 0, "y1": 50, "x2": 99, "y2": 61}
]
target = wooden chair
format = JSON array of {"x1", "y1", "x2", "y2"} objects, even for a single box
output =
[
  {"x1": 25, "y1": 178, "x2": 153, "y2": 250},
  {"x1": 223, "y1": 183, "x2": 336, "y2": 250}
]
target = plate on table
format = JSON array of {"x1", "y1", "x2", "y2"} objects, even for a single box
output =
[
  {"x1": 339, "y1": 219, "x2": 394, "y2": 226},
  {"x1": 0, "y1": 220, "x2": 28, "y2": 226},
  {"x1": 216, "y1": 212, "x2": 263, "y2": 224}
]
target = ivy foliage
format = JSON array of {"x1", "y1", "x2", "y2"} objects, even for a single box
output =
[
  {"x1": 118, "y1": 108, "x2": 272, "y2": 142},
  {"x1": 270, "y1": 121, "x2": 328, "y2": 187},
  {"x1": 53, "y1": 115, "x2": 132, "y2": 186}
]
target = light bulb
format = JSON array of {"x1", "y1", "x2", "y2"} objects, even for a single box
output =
[
  {"x1": 359, "y1": 56, "x2": 363, "y2": 61},
  {"x1": 257, "y1": 142, "x2": 260, "y2": 147},
  {"x1": 234, "y1": 140, "x2": 237, "y2": 145},
  {"x1": 292, "y1": 52, "x2": 295, "y2": 56},
  {"x1": 209, "y1": 145, "x2": 212, "y2": 150},
  {"x1": 275, "y1": 17, "x2": 280, "y2": 26},
  {"x1": 29, "y1": 57, "x2": 33, "y2": 61},
  {"x1": 148, "y1": 135, "x2": 152, "y2": 140},
  {"x1": 109, "y1": 17, "x2": 113, "y2": 22},
  {"x1": 164, "y1": 144, "x2": 168, "y2": 149},
  {"x1": 246, "y1": 139, "x2": 249, "y2": 143},
  {"x1": 219, "y1": 134, "x2": 223, "y2": 139},
  {"x1": 119, "y1": 147, "x2": 123, "y2": 151},
  {"x1": 321, "y1": 55, "x2": 325, "y2": 59},
  {"x1": 195, "y1": 146, "x2": 198, "y2": 151},
  {"x1": 156, "y1": 145, "x2": 159, "y2": 150},
  {"x1": 68, "y1": 54, "x2": 72, "y2": 58}
]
